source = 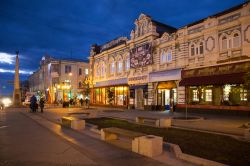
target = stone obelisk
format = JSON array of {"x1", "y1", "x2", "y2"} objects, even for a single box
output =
[{"x1": 13, "y1": 51, "x2": 21, "y2": 106}]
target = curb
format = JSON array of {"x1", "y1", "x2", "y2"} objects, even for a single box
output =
[{"x1": 168, "y1": 143, "x2": 228, "y2": 166}]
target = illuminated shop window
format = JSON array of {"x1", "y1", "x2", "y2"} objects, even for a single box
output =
[
  {"x1": 205, "y1": 89, "x2": 212, "y2": 102},
  {"x1": 240, "y1": 89, "x2": 247, "y2": 101},
  {"x1": 192, "y1": 89, "x2": 199, "y2": 101},
  {"x1": 223, "y1": 85, "x2": 231, "y2": 101}
]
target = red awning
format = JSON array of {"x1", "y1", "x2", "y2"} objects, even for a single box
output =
[{"x1": 179, "y1": 72, "x2": 245, "y2": 86}]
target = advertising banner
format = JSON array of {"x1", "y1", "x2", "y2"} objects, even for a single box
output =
[{"x1": 130, "y1": 43, "x2": 153, "y2": 68}]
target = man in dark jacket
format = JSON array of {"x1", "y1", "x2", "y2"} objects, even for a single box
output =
[
  {"x1": 39, "y1": 97, "x2": 45, "y2": 113},
  {"x1": 30, "y1": 95, "x2": 37, "y2": 112}
]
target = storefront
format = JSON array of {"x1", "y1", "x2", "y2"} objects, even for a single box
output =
[
  {"x1": 149, "y1": 69, "x2": 181, "y2": 111},
  {"x1": 91, "y1": 78, "x2": 129, "y2": 107},
  {"x1": 128, "y1": 75, "x2": 148, "y2": 109},
  {"x1": 179, "y1": 61, "x2": 250, "y2": 110}
]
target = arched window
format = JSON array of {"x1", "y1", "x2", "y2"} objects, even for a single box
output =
[
  {"x1": 161, "y1": 50, "x2": 166, "y2": 63},
  {"x1": 199, "y1": 42, "x2": 204, "y2": 54},
  {"x1": 110, "y1": 61, "x2": 115, "y2": 74},
  {"x1": 191, "y1": 44, "x2": 195, "y2": 56},
  {"x1": 117, "y1": 60, "x2": 123, "y2": 73},
  {"x1": 95, "y1": 64, "x2": 100, "y2": 77},
  {"x1": 167, "y1": 50, "x2": 172, "y2": 62},
  {"x1": 233, "y1": 33, "x2": 240, "y2": 48},
  {"x1": 125, "y1": 58, "x2": 130, "y2": 71},
  {"x1": 100, "y1": 63, "x2": 105, "y2": 77},
  {"x1": 222, "y1": 36, "x2": 227, "y2": 50}
]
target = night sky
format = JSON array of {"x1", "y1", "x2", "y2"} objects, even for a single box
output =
[{"x1": 0, "y1": 0, "x2": 247, "y2": 96}]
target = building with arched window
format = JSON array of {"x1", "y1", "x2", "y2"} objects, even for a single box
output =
[{"x1": 89, "y1": 2, "x2": 250, "y2": 112}]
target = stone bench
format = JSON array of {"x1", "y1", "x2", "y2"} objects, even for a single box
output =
[
  {"x1": 61, "y1": 116, "x2": 85, "y2": 130},
  {"x1": 136, "y1": 116, "x2": 171, "y2": 128},
  {"x1": 101, "y1": 127, "x2": 163, "y2": 157}
]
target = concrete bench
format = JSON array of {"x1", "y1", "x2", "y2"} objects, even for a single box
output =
[
  {"x1": 61, "y1": 116, "x2": 85, "y2": 130},
  {"x1": 136, "y1": 116, "x2": 171, "y2": 128},
  {"x1": 101, "y1": 127, "x2": 163, "y2": 157}
]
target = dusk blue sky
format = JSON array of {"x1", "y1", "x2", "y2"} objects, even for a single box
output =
[{"x1": 0, "y1": 0, "x2": 247, "y2": 96}]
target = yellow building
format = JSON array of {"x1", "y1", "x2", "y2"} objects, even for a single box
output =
[{"x1": 89, "y1": 2, "x2": 250, "y2": 112}]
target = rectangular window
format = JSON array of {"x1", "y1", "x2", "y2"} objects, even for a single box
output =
[
  {"x1": 192, "y1": 89, "x2": 199, "y2": 101},
  {"x1": 85, "y1": 68, "x2": 89, "y2": 75},
  {"x1": 79, "y1": 68, "x2": 82, "y2": 75},
  {"x1": 205, "y1": 89, "x2": 212, "y2": 102},
  {"x1": 65, "y1": 65, "x2": 71, "y2": 73},
  {"x1": 240, "y1": 89, "x2": 247, "y2": 101}
]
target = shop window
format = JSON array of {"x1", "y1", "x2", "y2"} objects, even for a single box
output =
[
  {"x1": 222, "y1": 36, "x2": 227, "y2": 50},
  {"x1": 199, "y1": 42, "x2": 204, "y2": 54},
  {"x1": 240, "y1": 89, "x2": 247, "y2": 101},
  {"x1": 233, "y1": 33, "x2": 240, "y2": 48},
  {"x1": 191, "y1": 44, "x2": 195, "y2": 56},
  {"x1": 167, "y1": 51, "x2": 172, "y2": 62},
  {"x1": 118, "y1": 61, "x2": 123, "y2": 73},
  {"x1": 223, "y1": 85, "x2": 231, "y2": 101},
  {"x1": 192, "y1": 89, "x2": 199, "y2": 101},
  {"x1": 205, "y1": 89, "x2": 212, "y2": 102}
]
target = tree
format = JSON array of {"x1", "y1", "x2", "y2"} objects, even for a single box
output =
[
  {"x1": 106, "y1": 88, "x2": 114, "y2": 105},
  {"x1": 83, "y1": 76, "x2": 91, "y2": 108}
]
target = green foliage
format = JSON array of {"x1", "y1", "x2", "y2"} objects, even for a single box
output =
[{"x1": 106, "y1": 88, "x2": 114, "y2": 105}]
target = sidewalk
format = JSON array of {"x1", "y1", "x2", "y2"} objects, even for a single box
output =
[
  {"x1": 20, "y1": 109, "x2": 170, "y2": 166},
  {"x1": 43, "y1": 106, "x2": 250, "y2": 136}
]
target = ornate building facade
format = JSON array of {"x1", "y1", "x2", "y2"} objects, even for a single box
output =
[{"x1": 89, "y1": 2, "x2": 250, "y2": 111}]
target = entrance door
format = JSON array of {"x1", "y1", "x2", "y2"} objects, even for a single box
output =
[
  {"x1": 162, "y1": 89, "x2": 170, "y2": 110},
  {"x1": 135, "y1": 89, "x2": 144, "y2": 109}
]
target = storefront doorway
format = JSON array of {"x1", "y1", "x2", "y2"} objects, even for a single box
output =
[{"x1": 157, "y1": 81, "x2": 177, "y2": 111}]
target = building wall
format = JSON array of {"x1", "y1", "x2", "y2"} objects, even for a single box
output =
[{"x1": 90, "y1": 2, "x2": 250, "y2": 110}]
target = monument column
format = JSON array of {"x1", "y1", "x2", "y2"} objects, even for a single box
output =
[{"x1": 13, "y1": 51, "x2": 21, "y2": 106}]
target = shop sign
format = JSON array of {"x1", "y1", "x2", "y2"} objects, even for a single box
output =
[
  {"x1": 128, "y1": 75, "x2": 148, "y2": 85},
  {"x1": 183, "y1": 61, "x2": 250, "y2": 78}
]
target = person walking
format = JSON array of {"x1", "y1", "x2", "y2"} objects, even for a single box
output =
[
  {"x1": 80, "y1": 98, "x2": 83, "y2": 107},
  {"x1": 30, "y1": 95, "x2": 37, "y2": 112},
  {"x1": 39, "y1": 97, "x2": 45, "y2": 113}
]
